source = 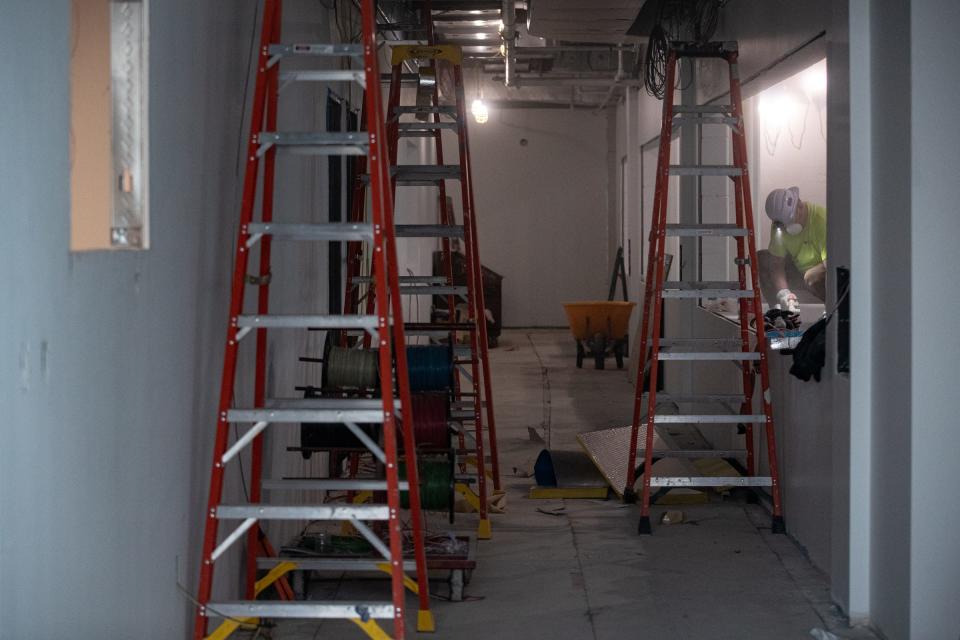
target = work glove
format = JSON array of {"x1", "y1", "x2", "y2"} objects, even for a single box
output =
[{"x1": 776, "y1": 288, "x2": 800, "y2": 313}]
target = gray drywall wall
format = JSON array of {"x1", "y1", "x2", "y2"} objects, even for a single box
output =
[
  {"x1": 0, "y1": 1, "x2": 352, "y2": 636},
  {"x1": 445, "y1": 108, "x2": 610, "y2": 327},
  {"x1": 866, "y1": 1, "x2": 912, "y2": 637},
  {"x1": 909, "y1": 2, "x2": 960, "y2": 637}
]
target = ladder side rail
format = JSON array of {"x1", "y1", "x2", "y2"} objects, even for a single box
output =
[
  {"x1": 455, "y1": 64, "x2": 501, "y2": 490},
  {"x1": 727, "y1": 51, "x2": 784, "y2": 524},
  {"x1": 360, "y1": 0, "x2": 409, "y2": 633},
  {"x1": 625, "y1": 60, "x2": 678, "y2": 497},
  {"x1": 726, "y1": 78, "x2": 757, "y2": 478},
  {"x1": 246, "y1": 4, "x2": 282, "y2": 599},
  {"x1": 638, "y1": 51, "x2": 679, "y2": 528},
  {"x1": 194, "y1": 2, "x2": 280, "y2": 636},
  {"x1": 452, "y1": 65, "x2": 491, "y2": 535}
]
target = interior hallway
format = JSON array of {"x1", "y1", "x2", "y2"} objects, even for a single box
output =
[{"x1": 276, "y1": 330, "x2": 876, "y2": 640}]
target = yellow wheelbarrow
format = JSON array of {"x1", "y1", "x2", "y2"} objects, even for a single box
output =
[{"x1": 562, "y1": 301, "x2": 636, "y2": 370}]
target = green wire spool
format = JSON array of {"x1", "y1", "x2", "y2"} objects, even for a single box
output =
[
  {"x1": 399, "y1": 451, "x2": 455, "y2": 523},
  {"x1": 322, "y1": 345, "x2": 379, "y2": 390}
]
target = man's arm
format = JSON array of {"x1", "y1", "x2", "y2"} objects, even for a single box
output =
[{"x1": 766, "y1": 253, "x2": 790, "y2": 292}]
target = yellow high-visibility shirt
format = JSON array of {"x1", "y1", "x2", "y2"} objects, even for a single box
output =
[{"x1": 768, "y1": 203, "x2": 827, "y2": 272}]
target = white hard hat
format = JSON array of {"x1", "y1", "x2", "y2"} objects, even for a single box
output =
[{"x1": 765, "y1": 187, "x2": 800, "y2": 225}]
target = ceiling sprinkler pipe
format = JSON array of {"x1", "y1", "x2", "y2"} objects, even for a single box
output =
[{"x1": 502, "y1": 0, "x2": 517, "y2": 87}]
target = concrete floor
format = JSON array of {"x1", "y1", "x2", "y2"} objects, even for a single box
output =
[{"x1": 261, "y1": 329, "x2": 874, "y2": 640}]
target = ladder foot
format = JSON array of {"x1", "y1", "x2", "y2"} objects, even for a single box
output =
[
  {"x1": 417, "y1": 609, "x2": 436, "y2": 632},
  {"x1": 477, "y1": 519, "x2": 492, "y2": 540},
  {"x1": 771, "y1": 515, "x2": 786, "y2": 534},
  {"x1": 638, "y1": 515, "x2": 652, "y2": 535},
  {"x1": 622, "y1": 488, "x2": 638, "y2": 504}
]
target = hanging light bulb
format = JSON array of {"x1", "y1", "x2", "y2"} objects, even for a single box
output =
[{"x1": 472, "y1": 98, "x2": 489, "y2": 124}]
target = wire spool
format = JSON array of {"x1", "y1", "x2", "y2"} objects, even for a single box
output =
[
  {"x1": 322, "y1": 345, "x2": 379, "y2": 391},
  {"x1": 400, "y1": 451, "x2": 455, "y2": 522},
  {"x1": 299, "y1": 387, "x2": 379, "y2": 456},
  {"x1": 405, "y1": 344, "x2": 454, "y2": 392},
  {"x1": 402, "y1": 392, "x2": 452, "y2": 451}
]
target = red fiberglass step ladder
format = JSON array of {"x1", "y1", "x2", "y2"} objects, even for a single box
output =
[
  {"x1": 192, "y1": 1, "x2": 433, "y2": 638},
  {"x1": 624, "y1": 41, "x2": 786, "y2": 536}
]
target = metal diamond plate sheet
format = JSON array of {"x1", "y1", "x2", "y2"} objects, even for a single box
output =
[{"x1": 576, "y1": 425, "x2": 667, "y2": 497}]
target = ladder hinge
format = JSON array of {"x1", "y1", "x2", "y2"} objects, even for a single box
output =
[
  {"x1": 735, "y1": 257, "x2": 750, "y2": 266},
  {"x1": 247, "y1": 272, "x2": 273, "y2": 286}
]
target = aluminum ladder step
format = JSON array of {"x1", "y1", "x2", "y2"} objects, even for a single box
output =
[
  {"x1": 258, "y1": 132, "x2": 368, "y2": 156},
  {"x1": 267, "y1": 43, "x2": 363, "y2": 66},
  {"x1": 394, "y1": 105, "x2": 458, "y2": 116},
  {"x1": 657, "y1": 338, "x2": 759, "y2": 360},
  {"x1": 649, "y1": 476, "x2": 772, "y2": 487},
  {"x1": 279, "y1": 69, "x2": 366, "y2": 88},
  {"x1": 673, "y1": 104, "x2": 733, "y2": 114},
  {"x1": 665, "y1": 223, "x2": 748, "y2": 237},
  {"x1": 392, "y1": 165, "x2": 462, "y2": 184},
  {"x1": 235, "y1": 314, "x2": 379, "y2": 330},
  {"x1": 651, "y1": 415, "x2": 767, "y2": 424},
  {"x1": 203, "y1": 601, "x2": 394, "y2": 619},
  {"x1": 354, "y1": 275, "x2": 447, "y2": 285},
  {"x1": 262, "y1": 478, "x2": 409, "y2": 492},
  {"x1": 246, "y1": 222, "x2": 373, "y2": 242},
  {"x1": 228, "y1": 407, "x2": 385, "y2": 424},
  {"x1": 397, "y1": 122, "x2": 459, "y2": 137},
  {"x1": 661, "y1": 281, "x2": 752, "y2": 298},
  {"x1": 646, "y1": 393, "x2": 747, "y2": 405},
  {"x1": 641, "y1": 449, "x2": 746, "y2": 459},
  {"x1": 257, "y1": 557, "x2": 418, "y2": 571},
  {"x1": 216, "y1": 504, "x2": 390, "y2": 520},
  {"x1": 395, "y1": 224, "x2": 465, "y2": 238},
  {"x1": 669, "y1": 165, "x2": 743, "y2": 177}
]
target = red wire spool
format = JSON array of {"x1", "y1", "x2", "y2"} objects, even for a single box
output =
[{"x1": 401, "y1": 392, "x2": 452, "y2": 451}]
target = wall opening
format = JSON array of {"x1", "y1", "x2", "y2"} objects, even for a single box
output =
[{"x1": 71, "y1": 0, "x2": 149, "y2": 251}]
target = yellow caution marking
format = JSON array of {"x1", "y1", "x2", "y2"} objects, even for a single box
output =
[
  {"x1": 477, "y1": 518, "x2": 492, "y2": 540},
  {"x1": 454, "y1": 483, "x2": 481, "y2": 512},
  {"x1": 350, "y1": 618, "x2": 392, "y2": 640},
  {"x1": 417, "y1": 609, "x2": 437, "y2": 632},
  {"x1": 375, "y1": 563, "x2": 419, "y2": 595}
]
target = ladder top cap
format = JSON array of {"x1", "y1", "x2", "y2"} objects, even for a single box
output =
[{"x1": 391, "y1": 44, "x2": 463, "y2": 66}]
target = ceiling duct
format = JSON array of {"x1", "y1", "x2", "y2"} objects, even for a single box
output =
[{"x1": 526, "y1": 0, "x2": 645, "y2": 43}]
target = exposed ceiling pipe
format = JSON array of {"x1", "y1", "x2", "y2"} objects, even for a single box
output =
[
  {"x1": 595, "y1": 46, "x2": 628, "y2": 111},
  {"x1": 501, "y1": 0, "x2": 517, "y2": 87}
]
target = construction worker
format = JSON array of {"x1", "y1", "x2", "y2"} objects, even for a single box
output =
[{"x1": 757, "y1": 186, "x2": 827, "y2": 312}]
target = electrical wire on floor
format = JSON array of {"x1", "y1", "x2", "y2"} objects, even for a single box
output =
[{"x1": 525, "y1": 333, "x2": 552, "y2": 449}]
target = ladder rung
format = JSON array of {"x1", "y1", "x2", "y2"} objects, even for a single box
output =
[
  {"x1": 673, "y1": 104, "x2": 733, "y2": 114},
  {"x1": 203, "y1": 601, "x2": 394, "y2": 619},
  {"x1": 665, "y1": 224, "x2": 748, "y2": 237},
  {"x1": 647, "y1": 393, "x2": 747, "y2": 405},
  {"x1": 661, "y1": 281, "x2": 753, "y2": 298},
  {"x1": 395, "y1": 224, "x2": 465, "y2": 238},
  {"x1": 235, "y1": 315, "x2": 379, "y2": 330},
  {"x1": 257, "y1": 557, "x2": 418, "y2": 571},
  {"x1": 653, "y1": 415, "x2": 767, "y2": 424},
  {"x1": 227, "y1": 407, "x2": 385, "y2": 423},
  {"x1": 378, "y1": 22, "x2": 428, "y2": 31},
  {"x1": 673, "y1": 113, "x2": 739, "y2": 125},
  {"x1": 258, "y1": 132, "x2": 369, "y2": 156},
  {"x1": 246, "y1": 222, "x2": 373, "y2": 242},
  {"x1": 397, "y1": 122, "x2": 460, "y2": 136},
  {"x1": 658, "y1": 351, "x2": 760, "y2": 361},
  {"x1": 279, "y1": 70, "x2": 366, "y2": 87},
  {"x1": 669, "y1": 165, "x2": 743, "y2": 177},
  {"x1": 392, "y1": 165, "x2": 462, "y2": 183},
  {"x1": 355, "y1": 275, "x2": 447, "y2": 285},
  {"x1": 394, "y1": 105, "x2": 458, "y2": 116},
  {"x1": 659, "y1": 338, "x2": 743, "y2": 347},
  {"x1": 649, "y1": 476, "x2": 772, "y2": 487},
  {"x1": 216, "y1": 504, "x2": 390, "y2": 520},
  {"x1": 398, "y1": 285, "x2": 468, "y2": 296},
  {"x1": 262, "y1": 479, "x2": 409, "y2": 492},
  {"x1": 268, "y1": 43, "x2": 363, "y2": 59},
  {"x1": 642, "y1": 449, "x2": 745, "y2": 458}
]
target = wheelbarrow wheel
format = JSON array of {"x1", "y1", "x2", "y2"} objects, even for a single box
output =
[
  {"x1": 594, "y1": 336, "x2": 606, "y2": 370},
  {"x1": 576, "y1": 341, "x2": 584, "y2": 368}
]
